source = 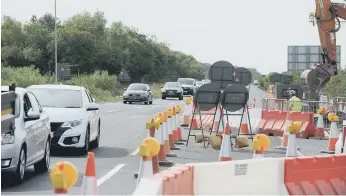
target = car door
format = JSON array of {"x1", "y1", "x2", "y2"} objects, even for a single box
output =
[
  {"x1": 84, "y1": 89, "x2": 97, "y2": 140},
  {"x1": 27, "y1": 92, "x2": 48, "y2": 157},
  {"x1": 23, "y1": 93, "x2": 39, "y2": 163}
]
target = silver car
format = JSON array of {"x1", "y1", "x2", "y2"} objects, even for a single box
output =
[{"x1": 1, "y1": 87, "x2": 51, "y2": 184}]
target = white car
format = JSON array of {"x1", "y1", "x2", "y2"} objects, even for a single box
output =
[
  {"x1": 1, "y1": 86, "x2": 51, "y2": 184},
  {"x1": 27, "y1": 85, "x2": 101, "y2": 155}
]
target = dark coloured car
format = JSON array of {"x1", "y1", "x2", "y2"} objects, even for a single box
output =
[
  {"x1": 177, "y1": 78, "x2": 196, "y2": 96},
  {"x1": 161, "y1": 82, "x2": 183, "y2": 100},
  {"x1": 123, "y1": 83, "x2": 153, "y2": 104}
]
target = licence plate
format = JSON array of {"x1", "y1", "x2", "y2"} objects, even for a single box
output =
[{"x1": 168, "y1": 91, "x2": 174, "y2": 94}]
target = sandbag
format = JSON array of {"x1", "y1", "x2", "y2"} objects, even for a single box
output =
[
  {"x1": 209, "y1": 135, "x2": 222, "y2": 150},
  {"x1": 235, "y1": 135, "x2": 249, "y2": 148}
]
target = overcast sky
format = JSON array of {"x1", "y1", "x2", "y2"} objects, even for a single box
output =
[{"x1": 1, "y1": 0, "x2": 346, "y2": 74}]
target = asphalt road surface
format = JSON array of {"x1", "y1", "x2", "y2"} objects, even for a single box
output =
[{"x1": 1, "y1": 84, "x2": 328, "y2": 195}]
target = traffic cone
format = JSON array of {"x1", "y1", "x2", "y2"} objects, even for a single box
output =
[
  {"x1": 81, "y1": 152, "x2": 98, "y2": 195},
  {"x1": 137, "y1": 145, "x2": 153, "y2": 186},
  {"x1": 157, "y1": 123, "x2": 174, "y2": 167},
  {"x1": 314, "y1": 115, "x2": 326, "y2": 138},
  {"x1": 286, "y1": 133, "x2": 298, "y2": 157},
  {"x1": 321, "y1": 121, "x2": 339, "y2": 153},
  {"x1": 168, "y1": 108, "x2": 180, "y2": 151},
  {"x1": 164, "y1": 111, "x2": 177, "y2": 157},
  {"x1": 275, "y1": 119, "x2": 290, "y2": 150},
  {"x1": 190, "y1": 115, "x2": 199, "y2": 129},
  {"x1": 219, "y1": 123, "x2": 232, "y2": 161},
  {"x1": 240, "y1": 106, "x2": 249, "y2": 135},
  {"x1": 175, "y1": 106, "x2": 185, "y2": 144},
  {"x1": 335, "y1": 125, "x2": 346, "y2": 154}
]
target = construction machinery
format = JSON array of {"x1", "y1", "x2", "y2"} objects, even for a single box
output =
[
  {"x1": 301, "y1": 0, "x2": 346, "y2": 101},
  {"x1": 1, "y1": 84, "x2": 16, "y2": 135}
]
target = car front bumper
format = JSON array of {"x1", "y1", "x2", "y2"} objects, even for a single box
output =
[
  {"x1": 162, "y1": 91, "x2": 182, "y2": 97},
  {"x1": 182, "y1": 88, "x2": 194, "y2": 95},
  {"x1": 51, "y1": 123, "x2": 87, "y2": 148},
  {"x1": 1, "y1": 143, "x2": 19, "y2": 173},
  {"x1": 123, "y1": 95, "x2": 148, "y2": 102}
]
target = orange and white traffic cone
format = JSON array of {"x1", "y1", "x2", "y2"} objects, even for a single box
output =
[
  {"x1": 321, "y1": 121, "x2": 339, "y2": 153},
  {"x1": 164, "y1": 111, "x2": 177, "y2": 157},
  {"x1": 175, "y1": 106, "x2": 185, "y2": 144},
  {"x1": 81, "y1": 152, "x2": 98, "y2": 195},
  {"x1": 253, "y1": 150, "x2": 264, "y2": 159},
  {"x1": 335, "y1": 123, "x2": 346, "y2": 154},
  {"x1": 219, "y1": 123, "x2": 232, "y2": 161},
  {"x1": 137, "y1": 144, "x2": 154, "y2": 186},
  {"x1": 286, "y1": 132, "x2": 298, "y2": 157},
  {"x1": 240, "y1": 106, "x2": 249, "y2": 135},
  {"x1": 157, "y1": 120, "x2": 174, "y2": 167},
  {"x1": 314, "y1": 115, "x2": 326, "y2": 138},
  {"x1": 168, "y1": 108, "x2": 180, "y2": 151},
  {"x1": 275, "y1": 119, "x2": 290, "y2": 150}
]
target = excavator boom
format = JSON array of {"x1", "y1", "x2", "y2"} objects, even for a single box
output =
[{"x1": 301, "y1": 0, "x2": 346, "y2": 100}]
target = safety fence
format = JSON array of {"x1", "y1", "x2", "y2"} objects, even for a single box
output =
[
  {"x1": 134, "y1": 154, "x2": 346, "y2": 195},
  {"x1": 261, "y1": 97, "x2": 346, "y2": 132}
]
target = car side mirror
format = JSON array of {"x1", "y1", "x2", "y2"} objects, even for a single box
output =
[
  {"x1": 87, "y1": 103, "x2": 99, "y2": 111},
  {"x1": 25, "y1": 110, "x2": 41, "y2": 121}
]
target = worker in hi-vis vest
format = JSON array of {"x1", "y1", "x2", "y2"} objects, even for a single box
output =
[{"x1": 288, "y1": 91, "x2": 302, "y2": 112}]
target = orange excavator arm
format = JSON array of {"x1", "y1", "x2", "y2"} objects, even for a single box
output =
[{"x1": 301, "y1": 0, "x2": 346, "y2": 100}]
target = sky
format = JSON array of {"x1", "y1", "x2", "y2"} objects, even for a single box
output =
[{"x1": 1, "y1": 0, "x2": 346, "y2": 74}]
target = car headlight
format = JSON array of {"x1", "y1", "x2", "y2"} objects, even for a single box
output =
[
  {"x1": 61, "y1": 119, "x2": 83, "y2": 128},
  {"x1": 1, "y1": 133, "x2": 14, "y2": 145},
  {"x1": 123, "y1": 92, "x2": 129, "y2": 96},
  {"x1": 161, "y1": 88, "x2": 166, "y2": 92}
]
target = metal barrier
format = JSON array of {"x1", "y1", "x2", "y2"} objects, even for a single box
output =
[{"x1": 261, "y1": 97, "x2": 346, "y2": 131}]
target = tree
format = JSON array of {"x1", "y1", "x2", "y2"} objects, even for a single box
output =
[{"x1": 1, "y1": 11, "x2": 206, "y2": 82}]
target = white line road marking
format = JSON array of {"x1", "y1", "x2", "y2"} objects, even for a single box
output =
[
  {"x1": 97, "y1": 164, "x2": 126, "y2": 186},
  {"x1": 130, "y1": 147, "x2": 139, "y2": 156},
  {"x1": 106, "y1": 109, "x2": 121, "y2": 113},
  {"x1": 132, "y1": 115, "x2": 142, "y2": 118}
]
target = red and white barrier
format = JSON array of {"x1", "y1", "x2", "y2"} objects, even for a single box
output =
[{"x1": 133, "y1": 154, "x2": 346, "y2": 195}]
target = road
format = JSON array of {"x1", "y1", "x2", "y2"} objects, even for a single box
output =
[{"x1": 1, "y1": 85, "x2": 328, "y2": 195}]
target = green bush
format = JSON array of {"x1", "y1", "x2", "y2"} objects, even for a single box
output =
[{"x1": 1, "y1": 66, "x2": 164, "y2": 102}]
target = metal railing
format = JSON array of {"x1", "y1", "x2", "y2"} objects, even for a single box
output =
[{"x1": 261, "y1": 97, "x2": 346, "y2": 130}]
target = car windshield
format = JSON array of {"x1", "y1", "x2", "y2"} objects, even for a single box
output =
[
  {"x1": 164, "y1": 82, "x2": 180, "y2": 88},
  {"x1": 178, "y1": 79, "x2": 194, "y2": 85},
  {"x1": 128, "y1": 84, "x2": 147, "y2": 91},
  {"x1": 28, "y1": 88, "x2": 82, "y2": 108}
]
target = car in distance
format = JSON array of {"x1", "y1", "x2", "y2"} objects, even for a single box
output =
[
  {"x1": 177, "y1": 78, "x2": 196, "y2": 96},
  {"x1": 253, "y1": 80, "x2": 259, "y2": 85},
  {"x1": 202, "y1": 79, "x2": 211, "y2": 84},
  {"x1": 195, "y1": 80, "x2": 203, "y2": 89},
  {"x1": 161, "y1": 82, "x2": 183, "y2": 100},
  {"x1": 27, "y1": 84, "x2": 101, "y2": 155},
  {"x1": 123, "y1": 83, "x2": 153, "y2": 104},
  {"x1": 1, "y1": 86, "x2": 51, "y2": 184}
]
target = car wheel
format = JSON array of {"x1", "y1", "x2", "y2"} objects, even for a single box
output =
[
  {"x1": 123, "y1": 101, "x2": 127, "y2": 104},
  {"x1": 91, "y1": 122, "x2": 100, "y2": 148},
  {"x1": 162, "y1": 96, "x2": 166, "y2": 100},
  {"x1": 81, "y1": 127, "x2": 90, "y2": 155},
  {"x1": 179, "y1": 95, "x2": 183, "y2": 100},
  {"x1": 14, "y1": 147, "x2": 26, "y2": 184},
  {"x1": 149, "y1": 96, "x2": 153, "y2": 104},
  {"x1": 34, "y1": 139, "x2": 50, "y2": 173}
]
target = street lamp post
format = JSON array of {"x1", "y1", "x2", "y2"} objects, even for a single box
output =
[{"x1": 54, "y1": 0, "x2": 58, "y2": 83}]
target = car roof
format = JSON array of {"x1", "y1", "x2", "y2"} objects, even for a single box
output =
[
  {"x1": 27, "y1": 84, "x2": 83, "y2": 91},
  {"x1": 2, "y1": 86, "x2": 27, "y2": 96}
]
